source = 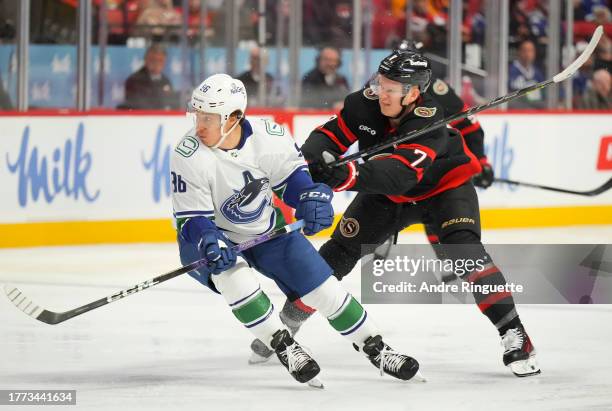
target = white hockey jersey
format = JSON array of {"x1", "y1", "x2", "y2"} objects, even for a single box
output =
[{"x1": 171, "y1": 117, "x2": 307, "y2": 244}]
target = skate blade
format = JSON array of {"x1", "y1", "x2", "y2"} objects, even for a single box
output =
[
  {"x1": 307, "y1": 377, "x2": 324, "y2": 389},
  {"x1": 413, "y1": 371, "x2": 427, "y2": 382},
  {"x1": 509, "y1": 356, "x2": 541, "y2": 377}
]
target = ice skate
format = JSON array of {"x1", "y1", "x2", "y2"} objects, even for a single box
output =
[
  {"x1": 271, "y1": 329, "x2": 321, "y2": 385},
  {"x1": 501, "y1": 327, "x2": 541, "y2": 377},
  {"x1": 360, "y1": 335, "x2": 421, "y2": 381},
  {"x1": 248, "y1": 338, "x2": 275, "y2": 365},
  {"x1": 249, "y1": 301, "x2": 307, "y2": 365}
]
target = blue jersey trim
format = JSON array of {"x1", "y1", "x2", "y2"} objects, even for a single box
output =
[
  {"x1": 340, "y1": 312, "x2": 368, "y2": 336},
  {"x1": 272, "y1": 165, "x2": 310, "y2": 190},
  {"x1": 235, "y1": 119, "x2": 253, "y2": 150},
  {"x1": 180, "y1": 216, "x2": 216, "y2": 244},
  {"x1": 229, "y1": 286, "x2": 261, "y2": 307},
  {"x1": 274, "y1": 167, "x2": 312, "y2": 208},
  {"x1": 174, "y1": 210, "x2": 214, "y2": 217},
  {"x1": 245, "y1": 304, "x2": 274, "y2": 328}
]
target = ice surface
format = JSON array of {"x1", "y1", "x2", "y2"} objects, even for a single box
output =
[{"x1": 1, "y1": 227, "x2": 611, "y2": 411}]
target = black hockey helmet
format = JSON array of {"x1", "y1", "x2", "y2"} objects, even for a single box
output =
[
  {"x1": 377, "y1": 47, "x2": 432, "y2": 92},
  {"x1": 394, "y1": 39, "x2": 424, "y2": 52}
]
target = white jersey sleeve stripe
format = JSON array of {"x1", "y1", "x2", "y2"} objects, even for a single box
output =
[{"x1": 174, "y1": 210, "x2": 215, "y2": 216}]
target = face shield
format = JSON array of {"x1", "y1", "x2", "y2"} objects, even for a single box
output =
[
  {"x1": 368, "y1": 73, "x2": 413, "y2": 98},
  {"x1": 193, "y1": 111, "x2": 222, "y2": 129}
]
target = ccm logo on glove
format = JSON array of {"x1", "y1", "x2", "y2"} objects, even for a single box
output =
[{"x1": 299, "y1": 191, "x2": 332, "y2": 201}]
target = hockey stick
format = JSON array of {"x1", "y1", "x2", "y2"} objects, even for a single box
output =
[
  {"x1": 494, "y1": 177, "x2": 612, "y2": 197},
  {"x1": 3, "y1": 220, "x2": 305, "y2": 325},
  {"x1": 329, "y1": 26, "x2": 604, "y2": 167}
]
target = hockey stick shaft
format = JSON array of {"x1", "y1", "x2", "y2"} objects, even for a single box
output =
[
  {"x1": 330, "y1": 26, "x2": 603, "y2": 167},
  {"x1": 4, "y1": 220, "x2": 305, "y2": 325},
  {"x1": 494, "y1": 177, "x2": 612, "y2": 196}
]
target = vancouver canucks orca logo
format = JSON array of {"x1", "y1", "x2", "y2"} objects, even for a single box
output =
[{"x1": 221, "y1": 171, "x2": 270, "y2": 224}]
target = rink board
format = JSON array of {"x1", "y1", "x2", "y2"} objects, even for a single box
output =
[{"x1": 0, "y1": 111, "x2": 610, "y2": 247}]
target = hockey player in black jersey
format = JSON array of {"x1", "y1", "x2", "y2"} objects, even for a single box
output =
[
  {"x1": 250, "y1": 45, "x2": 540, "y2": 378},
  {"x1": 378, "y1": 40, "x2": 495, "y2": 271}
]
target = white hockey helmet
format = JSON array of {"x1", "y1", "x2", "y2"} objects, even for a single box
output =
[{"x1": 190, "y1": 73, "x2": 248, "y2": 127}]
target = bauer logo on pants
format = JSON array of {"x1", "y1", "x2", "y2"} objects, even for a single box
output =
[
  {"x1": 441, "y1": 217, "x2": 476, "y2": 229},
  {"x1": 340, "y1": 217, "x2": 360, "y2": 238}
]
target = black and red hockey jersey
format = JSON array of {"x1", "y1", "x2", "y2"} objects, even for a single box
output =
[
  {"x1": 429, "y1": 77, "x2": 486, "y2": 162},
  {"x1": 301, "y1": 86, "x2": 482, "y2": 203}
]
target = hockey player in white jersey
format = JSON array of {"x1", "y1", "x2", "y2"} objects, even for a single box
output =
[{"x1": 171, "y1": 73, "x2": 422, "y2": 386}]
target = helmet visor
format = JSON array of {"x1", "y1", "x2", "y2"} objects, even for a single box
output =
[
  {"x1": 368, "y1": 73, "x2": 413, "y2": 97},
  {"x1": 192, "y1": 111, "x2": 222, "y2": 129}
]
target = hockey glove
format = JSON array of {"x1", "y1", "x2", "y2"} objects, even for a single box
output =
[
  {"x1": 472, "y1": 159, "x2": 494, "y2": 189},
  {"x1": 295, "y1": 183, "x2": 334, "y2": 236},
  {"x1": 198, "y1": 228, "x2": 237, "y2": 274},
  {"x1": 307, "y1": 151, "x2": 358, "y2": 191}
]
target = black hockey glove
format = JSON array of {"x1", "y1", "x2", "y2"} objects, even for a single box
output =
[
  {"x1": 307, "y1": 151, "x2": 357, "y2": 191},
  {"x1": 472, "y1": 159, "x2": 494, "y2": 189}
]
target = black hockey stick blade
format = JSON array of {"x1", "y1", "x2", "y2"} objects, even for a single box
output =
[
  {"x1": 329, "y1": 25, "x2": 603, "y2": 167},
  {"x1": 3, "y1": 220, "x2": 305, "y2": 325},
  {"x1": 494, "y1": 177, "x2": 612, "y2": 197}
]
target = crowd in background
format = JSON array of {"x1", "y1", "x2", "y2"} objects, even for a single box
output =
[{"x1": 0, "y1": 0, "x2": 610, "y2": 110}]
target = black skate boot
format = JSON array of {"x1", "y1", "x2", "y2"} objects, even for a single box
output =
[
  {"x1": 501, "y1": 327, "x2": 541, "y2": 377},
  {"x1": 270, "y1": 329, "x2": 321, "y2": 384},
  {"x1": 360, "y1": 335, "x2": 420, "y2": 381}
]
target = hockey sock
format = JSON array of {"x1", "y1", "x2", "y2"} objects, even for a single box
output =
[
  {"x1": 211, "y1": 262, "x2": 283, "y2": 349},
  {"x1": 279, "y1": 298, "x2": 316, "y2": 334},
  {"x1": 301, "y1": 277, "x2": 378, "y2": 346},
  {"x1": 464, "y1": 263, "x2": 522, "y2": 335}
]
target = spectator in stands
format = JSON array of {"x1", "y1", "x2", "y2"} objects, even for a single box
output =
[
  {"x1": 301, "y1": 46, "x2": 349, "y2": 109},
  {"x1": 407, "y1": 0, "x2": 446, "y2": 47},
  {"x1": 509, "y1": 1, "x2": 535, "y2": 48},
  {"x1": 580, "y1": 0, "x2": 610, "y2": 21},
  {"x1": 0, "y1": 73, "x2": 12, "y2": 110},
  {"x1": 303, "y1": 0, "x2": 352, "y2": 47},
  {"x1": 572, "y1": 41, "x2": 595, "y2": 104},
  {"x1": 508, "y1": 39, "x2": 546, "y2": 109},
  {"x1": 186, "y1": 0, "x2": 215, "y2": 39},
  {"x1": 594, "y1": 34, "x2": 611, "y2": 73},
  {"x1": 134, "y1": 0, "x2": 181, "y2": 38},
  {"x1": 590, "y1": 5, "x2": 612, "y2": 24},
  {"x1": 236, "y1": 46, "x2": 277, "y2": 107},
  {"x1": 120, "y1": 44, "x2": 177, "y2": 110},
  {"x1": 0, "y1": 0, "x2": 16, "y2": 42},
  {"x1": 579, "y1": 68, "x2": 612, "y2": 109}
]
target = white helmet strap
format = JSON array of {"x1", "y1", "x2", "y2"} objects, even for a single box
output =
[{"x1": 211, "y1": 113, "x2": 242, "y2": 149}]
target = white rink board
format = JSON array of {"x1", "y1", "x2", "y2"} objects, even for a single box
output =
[
  {"x1": 0, "y1": 113, "x2": 610, "y2": 224},
  {"x1": 0, "y1": 115, "x2": 191, "y2": 223}
]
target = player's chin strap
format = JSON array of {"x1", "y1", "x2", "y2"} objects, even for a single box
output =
[
  {"x1": 392, "y1": 101, "x2": 413, "y2": 119},
  {"x1": 212, "y1": 115, "x2": 242, "y2": 149},
  {"x1": 392, "y1": 93, "x2": 419, "y2": 120}
]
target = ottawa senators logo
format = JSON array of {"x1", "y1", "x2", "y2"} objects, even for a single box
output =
[
  {"x1": 432, "y1": 79, "x2": 449, "y2": 95},
  {"x1": 414, "y1": 106, "x2": 437, "y2": 118},
  {"x1": 363, "y1": 87, "x2": 379, "y2": 100},
  {"x1": 339, "y1": 217, "x2": 360, "y2": 238}
]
